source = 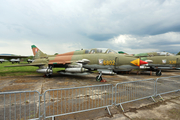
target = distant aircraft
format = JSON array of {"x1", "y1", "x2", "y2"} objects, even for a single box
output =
[
  {"x1": 0, "y1": 55, "x2": 28, "y2": 64},
  {"x1": 27, "y1": 59, "x2": 34, "y2": 64},
  {"x1": 5, "y1": 45, "x2": 148, "y2": 81},
  {"x1": 134, "y1": 52, "x2": 180, "y2": 76},
  {"x1": 0, "y1": 55, "x2": 28, "y2": 59},
  {"x1": 0, "y1": 59, "x2": 7, "y2": 63},
  {"x1": 10, "y1": 58, "x2": 20, "y2": 64}
]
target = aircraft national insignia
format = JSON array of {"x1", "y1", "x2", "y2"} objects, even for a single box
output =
[
  {"x1": 35, "y1": 48, "x2": 38, "y2": 53},
  {"x1": 162, "y1": 59, "x2": 166, "y2": 64},
  {"x1": 99, "y1": 59, "x2": 103, "y2": 65}
]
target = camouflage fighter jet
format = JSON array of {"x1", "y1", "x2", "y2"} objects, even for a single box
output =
[
  {"x1": 134, "y1": 52, "x2": 180, "y2": 76},
  {"x1": 5, "y1": 45, "x2": 148, "y2": 81}
]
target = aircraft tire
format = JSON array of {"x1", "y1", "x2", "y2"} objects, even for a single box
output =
[
  {"x1": 156, "y1": 71, "x2": 162, "y2": 76},
  {"x1": 96, "y1": 76, "x2": 102, "y2": 82}
]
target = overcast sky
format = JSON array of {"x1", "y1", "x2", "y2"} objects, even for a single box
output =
[{"x1": 0, "y1": 0, "x2": 180, "y2": 55}]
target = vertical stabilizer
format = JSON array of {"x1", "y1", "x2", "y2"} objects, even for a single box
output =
[{"x1": 31, "y1": 45, "x2": 47, "y2": 59}]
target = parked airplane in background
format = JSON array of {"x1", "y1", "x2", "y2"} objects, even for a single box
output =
[
  {"x1": 27, "y1": 59, "x2": 34, "y2": 64},
  {"x1": 134, "y1": 52, "x2": 180, "y2": 76},
  {"x1": 6, "y1": 45, "x2": 148, "y2": 81},
  {"x1": 0, "y1": 59, "x2": 7, "y2": 63},
  {"x1": 10, "y1": 58, "x2": 20, "y2": 64},
  {"x1": 0, "y1": 55, "x2": 28, "y2": 64},
  {"x1": 0, "y1": 55, "x2": 28, "y2": 59}
]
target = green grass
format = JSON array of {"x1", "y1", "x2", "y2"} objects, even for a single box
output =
[{"x1": 0, "y1": 62, "x2": 64, "y2": 77}]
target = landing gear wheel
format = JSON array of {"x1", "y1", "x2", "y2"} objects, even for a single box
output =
[
  {"x1": 96, "y1": 76, "x2": 102, "y2": 82},
  {"x1": 156, "y1": 70, "x2": 162, "y2": 76}
]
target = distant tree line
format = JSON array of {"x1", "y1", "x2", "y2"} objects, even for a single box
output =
[{"x1": 177, "y1": 52, "x2": 180, "y2": 55}]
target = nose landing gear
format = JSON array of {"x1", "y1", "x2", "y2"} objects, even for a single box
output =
[
  {"x1": 156, "y1": 70, "x2": 162, "y2": 76},
  {"x1": 96, "y1": 71, "x2": 102, "y2": 82},
  {"x1": 96, "y1": 71, "x2": 107, "y2": 82}
]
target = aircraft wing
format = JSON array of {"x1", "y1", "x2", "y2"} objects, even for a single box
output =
[
  {"x1": 4, "y1": 63, "x2": 45, "y2": 67},
  {"x1": 0, "y1": 55, "x2": 28, "y2": 59}
]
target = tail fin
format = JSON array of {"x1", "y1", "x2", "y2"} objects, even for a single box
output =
[{"x1": 31, "y1": 45, "x2": 47, "y2": 59}]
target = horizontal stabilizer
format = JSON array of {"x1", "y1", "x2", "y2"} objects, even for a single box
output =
[
  {"x1": 0, "y1": 55, "x2": 28, "y2": 59},
  {"x1": 4, "y1": 63, "x2": 45, "y2": 67},
  {"x1": 48, "y1": 61, "x2": 72, "y2": 65}
]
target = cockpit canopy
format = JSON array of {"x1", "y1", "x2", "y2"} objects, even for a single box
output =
[
  {"x1": 134, "y1": 52, "x2": 175, "y2": 57},
  {"x1": 85, "y1": 48, "x2": 118, "y2": 54},
  {"x1": 156, "y1": 52, "x2": 175, "y2": 56}
]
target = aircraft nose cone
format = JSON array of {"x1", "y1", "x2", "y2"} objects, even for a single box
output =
[
  {"x1": 131, "y1": 59, "x2": 148, "y2": 66},
  {"x1": 140, "y1": 60, "x2": 148, "y2": 65}
]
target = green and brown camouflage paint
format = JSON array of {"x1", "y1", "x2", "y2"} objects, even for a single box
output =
[{"x1": 31, "y1": 45, "x2": 143, "y2": 68}]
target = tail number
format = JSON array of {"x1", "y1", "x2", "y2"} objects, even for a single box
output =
[
  {"x1": 103, "y1": 60, "x2": 115, "y2": 65},
  {"x1": 169, "y1": 60, "x2": 176, "y2": 64}
]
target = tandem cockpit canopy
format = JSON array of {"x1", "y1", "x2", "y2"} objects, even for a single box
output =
[
  {"x1": 156, "y1": 52, "x2": 175, "y2": 56},
  {"x1": 87, "y1": 48, "x2": 118, "y2": 54}
]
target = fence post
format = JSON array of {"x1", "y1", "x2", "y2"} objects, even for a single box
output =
[
  {"x1": 155, "y1": 78, "x2": 159, "y2": 97},
  {"x1": 44, "y1": 91, "x2": 47, "y2": 119},
  {"x1": 113, "y1": 86, "x2": 115, "y2": 105}
]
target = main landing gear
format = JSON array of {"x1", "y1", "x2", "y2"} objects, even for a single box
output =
[
  {"x1": 44, "y1": 66, "x2": 53, "y2": 78},
  {"x1": 156, "y1": 70, "x2": 162, "y2": 76}
]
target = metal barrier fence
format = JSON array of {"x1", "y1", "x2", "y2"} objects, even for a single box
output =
[
  {"x1": 43, "y1": 84, "x2": 113, "y2": 119},
  {"x1": 114, "y1": 78, "x2": 156, "y2": 112},
  {"x1": 155, "y1": 75, "x2": 180, "y2": 100},
  {"x1": 0, "y1": 91, "x2": 41, "y2": 120},
  {"x1": 1, "y1": 76, "x2": 180, "y2": 119}
]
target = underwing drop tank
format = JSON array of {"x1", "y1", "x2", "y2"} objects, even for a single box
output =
[
  {"x1": 65, "y1": 68, "x2": 89, "y2": 73},
  {"x1": 36, "y1": 68, "x2": 53, "y2": 74},
  {"x1": 97, "y1": 69, "x2": 116, "y2": 75}
]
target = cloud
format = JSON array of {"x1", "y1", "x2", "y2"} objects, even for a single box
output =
[
  {"x1": 0, "y1": 40, "x2": 34, "y2": 55},
  {"x1": 109, "y1": 32, "x2": 180, "y2": 54},
  {"x1": 0, "y1": 0, "x2": 180, "y2": 55}
]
